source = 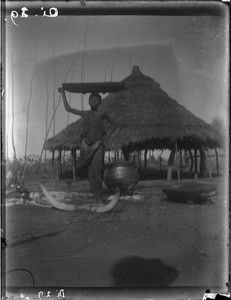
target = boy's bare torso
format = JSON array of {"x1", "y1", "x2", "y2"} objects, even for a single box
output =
[{"x1": 81, "y1": 111, "x2": 105, "y2": 144}]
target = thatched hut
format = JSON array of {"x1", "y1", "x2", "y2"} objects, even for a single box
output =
[{"x1": 45, "y1": 65, "x2": 220, "y2": 180}]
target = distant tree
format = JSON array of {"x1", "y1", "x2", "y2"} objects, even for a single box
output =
[
  {"x1": 24, "y1": 63, "x2": 37, "y2": 159},
  {"x1": 44, "y1": 71, "x2": 50, "y2": 174},
  {"x1": 52, "y1": 44, "x2": 56, "y2": 137},
  {"x1": 80, "y1": 17, "x2": 88, "y2": 110},
  {"x1": 11, "y1": 48, "x2": 17, "y2": 165}
]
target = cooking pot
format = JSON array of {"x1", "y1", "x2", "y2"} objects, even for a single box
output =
[{"x1": 103, "y1": 162, "x2": 139, "y2": 193}]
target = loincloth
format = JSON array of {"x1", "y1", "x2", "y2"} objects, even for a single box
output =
[{"x1": 76, "y1": 139, "x2": 102, "y2": 169}]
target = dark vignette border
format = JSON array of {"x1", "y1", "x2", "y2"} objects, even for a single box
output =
[{"x1": 1, "y1": 1, "x2": 230, "y2": 300}]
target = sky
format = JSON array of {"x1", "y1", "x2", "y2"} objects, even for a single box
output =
[{"x1": 4, "y1": 3, "x2": 229, "y2": 159}]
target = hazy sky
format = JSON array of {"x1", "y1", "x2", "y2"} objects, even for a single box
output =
[{"x1": 5, "y1": 4, "x2": 229, "y2": 159}]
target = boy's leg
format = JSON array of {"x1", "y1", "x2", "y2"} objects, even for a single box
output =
[
  {"x1": 88, "y1": 165, "x2": 96, "y2": 198},
  {"x1": 94, "y1": 172, "x2": 103, "y2": 204},
  {"x1": 90, "y1": 144, "x2": 104, "y2": 204},
  {"x1": 88, "y1": 165, "x2": 102, "y2": 203}
]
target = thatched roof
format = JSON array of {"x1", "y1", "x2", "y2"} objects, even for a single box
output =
[
  {"x1": 45, "y1": 65, "x2": 220, "y2": 152},
  {"x1": 45, "y1": 118, "x2": 84, "y2": 151}
]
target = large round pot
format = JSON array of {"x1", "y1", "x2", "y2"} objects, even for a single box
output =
[{"x1": 103, "y1": 162, "x2": 139, "y2": 193}]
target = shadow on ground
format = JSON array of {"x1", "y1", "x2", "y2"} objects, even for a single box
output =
[{"x1": 111, "y1": 256, "x2": 179, "y2": 287}]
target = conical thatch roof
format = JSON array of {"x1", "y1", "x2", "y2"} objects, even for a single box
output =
[
  {"x1": 45, "y1": 118, "x2": 84, "y2": 151},
  {"x1": 45, "y1": 65, "x2": 220, "y2": 152}
]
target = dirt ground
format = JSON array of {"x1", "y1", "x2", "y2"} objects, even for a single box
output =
[{"x1": 2, "y1": 177, "x2": 229, "y2": 298}]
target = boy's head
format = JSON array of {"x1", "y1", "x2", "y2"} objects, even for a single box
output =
[{"x1": 89, "y1": 93, "x2": 101, "y2": 110}]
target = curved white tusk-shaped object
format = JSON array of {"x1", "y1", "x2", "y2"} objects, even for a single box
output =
[
  {"x1": 38, "y1": 183, "x2": 75, "y2": 211},
  {"x1": 38, "y1": 183, "x2": 120, "y2": 213}
]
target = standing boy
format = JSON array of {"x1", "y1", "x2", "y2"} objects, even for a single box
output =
[{"x1": 58, "y1": 88, "x2": 116, "y2": 204}]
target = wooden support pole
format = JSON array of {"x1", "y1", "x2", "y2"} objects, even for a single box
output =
[
  {"x1": 133, "y1": 152, "x2": 136, "y2": 163},
  {"x1": 63, "y1": 150, "x2": 66, "y2": 168},
  {"x1": 180, "y1": 149, "x2": 183, "y2": 174},
  {"x1": 138, "y1": 151, "x2": 141, "y2": 171},
  {"x1": 116, "y1": 151, "x2": 119, "y2": 162},
  {"x1": 206, "y1": 150, "x2": 212, "y2": 179},
  {"x1": 198, "y1": 145, "x2": 206, "y2": 178},
  {"x1": 52, "y1": 151, "x2": 55, "y2": 179},
  {"x1": 108, "y1": 151, "x2": 111, "y2": 164},
  {"x1": 144, "y1": 149, "x2": 148, "y2": 170},
  {"x1": 167, "y1": 146, "x2": 176, "y2": 181},
  {"x1": 122, "y1": 148, "x2": 130, "y2": 161},
  {"x1": 72, "y1": 149, "x2": 77, "y2": 181},
  {"x1": 215, "y1": 147, "x2": 219, "y2": 175},
  {"x1": 56, "y1": 157, "x2": 59, "y2": 182},
  {"x1": 59, "y1": 150, "x2": 62, "y2": 174},
  {"x1": 159, "y1": 150, "x2": 163, "y2": 171},
  {"x1": 175, "y1": 144, "x2": 180, "y2": 181},
  {"x1": 52, "y1": 151, "x2": 54, "y2": 167},
  {"x1": 56, "y1": 150, "x2": 62, "y2": 181},
  {"x1": 194, "y1": 148, "x2": 198, "y2": 178},
  {"x1": 189, "y1": 149, "x2": 194, "y2": 174},
  {"x1": 115, "y1": 151, "x2": 118, "y2": 162}
]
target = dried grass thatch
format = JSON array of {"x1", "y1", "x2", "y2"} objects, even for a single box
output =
[
  {"x1": 45, "y1": 65, "x2": 220, "y2": 152},
  {"x1": 45, "y1": 118, "x2": 84, "y2": 151}
]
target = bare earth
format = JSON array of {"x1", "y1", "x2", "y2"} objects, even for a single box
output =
[{"x1": 3, "y1": 177, "x2": 229, "y2": 298}]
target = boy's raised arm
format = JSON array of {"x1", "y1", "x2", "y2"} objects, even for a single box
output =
[{"x1": 58, "y1": 88, "x2": 87, "y2": 119}]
